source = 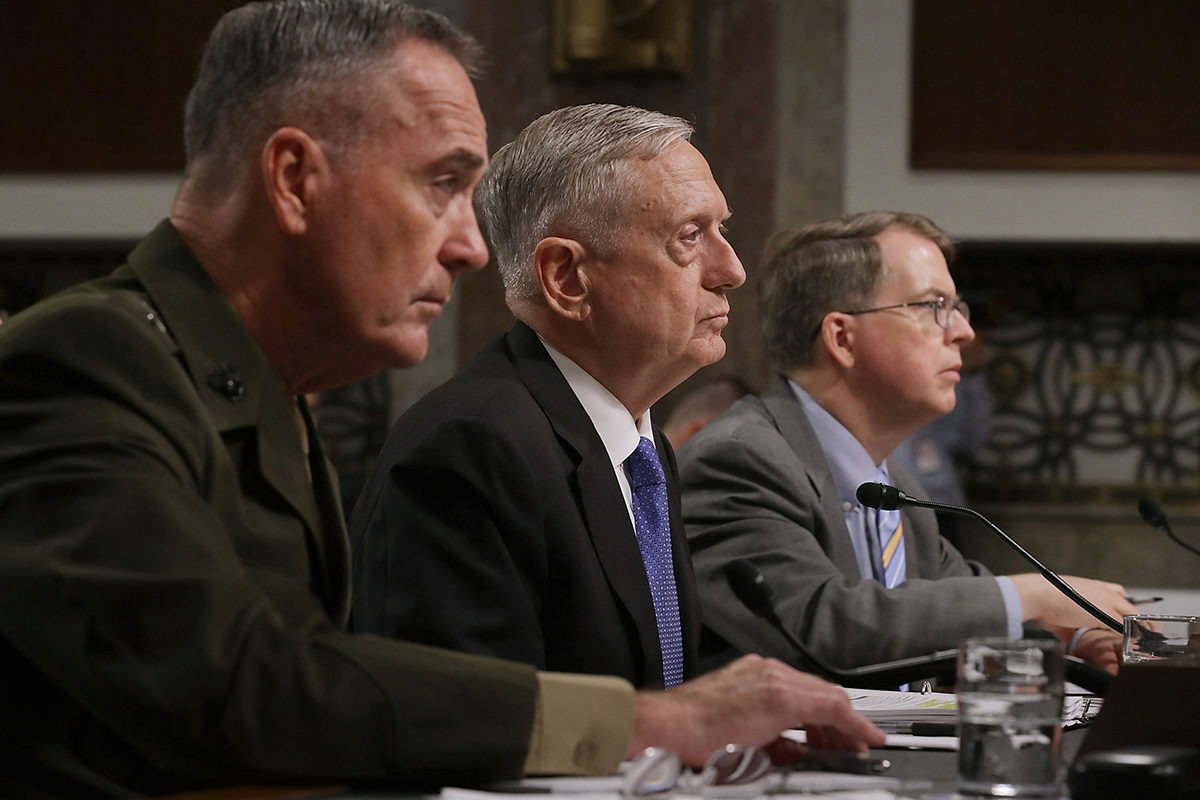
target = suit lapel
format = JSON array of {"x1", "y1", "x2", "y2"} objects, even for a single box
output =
[
  {"x1": 759, "y1": 378, "x2": 863, "y2": 576},
  {"x1": 506, "y1": 323, "x2": 664, "y2": 685},
  {"x1": 658, "y1": 429, "x2": 700, "y2": 678}
]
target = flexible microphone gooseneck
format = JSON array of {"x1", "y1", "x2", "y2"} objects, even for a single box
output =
[
  {"x1": 1138, "y1": 497, "x2": 1200, "y2": 558},
  {"x1": 726, "y1": 559, "x2": 958, "y2": 689},
  {"x1": 856, "y1": 482, "x2": 1122, "y2": 633},
  {"x1": 727, "y1": 559, "x2": 1113, "y2": 696}
]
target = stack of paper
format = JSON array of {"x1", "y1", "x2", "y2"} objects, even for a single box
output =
[
  {"x1": 844, "y1": 687, "x2": 1102, "y2": 726},
  {"x1": 845, "y1": 688, "x2": 957, "y2": 724}
]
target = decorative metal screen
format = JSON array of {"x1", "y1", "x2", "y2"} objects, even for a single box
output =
[
  {"x1": 7, "y1": 240, "x2": 1198, "y2": 507},
  {"x1": 956, "y1": 244, "x2": 1200, "y2": 504}
]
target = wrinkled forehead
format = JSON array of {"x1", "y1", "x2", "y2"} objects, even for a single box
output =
[
  {"x1": 621, "y1": 141, "x2": 726, "y2": 228},
  {"x1": 369, "y1": 38, "x2": 486, "y2": 138}
]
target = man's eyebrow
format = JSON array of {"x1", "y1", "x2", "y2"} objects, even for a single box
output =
[{"x1": 430, "y1": 149, "x2": 486, "y2": 173}]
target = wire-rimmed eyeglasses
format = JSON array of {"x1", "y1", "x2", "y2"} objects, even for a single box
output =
[
  {"x1": 842, "y1": 294, "x2": 970, "y2": 331},
  {"x1": 622, "y1": 745, "x2": 772, "y2": 798},
  {"x1": 621, "y1": 744, "x2": 889, "y2": 797}
]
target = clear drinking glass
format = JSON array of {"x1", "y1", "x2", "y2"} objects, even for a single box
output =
[
  {"x1": 1122, "y1": 614, "x2": 1200, "y2": 663},
  {"x1": 957, "y1": 637, "x2": 1066, "y2": 798}
]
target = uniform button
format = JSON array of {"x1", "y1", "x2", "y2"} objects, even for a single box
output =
[
  {"x1": 842, "y1": 501, "x2": 852, "y2": 512},
  {"x1": 206, "y1": 363, "x2": 246, "y2": 402},
  {"x1": 573, "y1": 740, "x2": 595, "y2": 767}
]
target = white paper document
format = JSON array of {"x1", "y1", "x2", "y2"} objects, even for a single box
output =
[
  {"x1": 842, "y1": 687, "x2": 1101, "y2": 730},
  {"x1": 845, "y1": 688, "x2": 957, "y2": 723}
]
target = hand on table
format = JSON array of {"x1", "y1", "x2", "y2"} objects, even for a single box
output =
[
  {"x1": 627, "y1": 654, "x2": 884, "y2": 767},
  {"x1": 1071, "y1": 628, "x2": 1123, "y2": 674},
  {"x1": 1011, "y1": 573, "x2": 1139, "y2": 630}
]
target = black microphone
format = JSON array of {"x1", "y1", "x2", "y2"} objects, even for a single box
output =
[
  {"x1": 1139, "y1": 497, "x2": 1200, "y2": 558},
  {"x1": 855, "y1": 481, "x2": 905, "y2": 511},
  {"x1": 726, "y1": 559, "x2": 1112, "y2": 695},
  {"x1": 856, "y1": 482, "x2": 1122, "y2": 633}
]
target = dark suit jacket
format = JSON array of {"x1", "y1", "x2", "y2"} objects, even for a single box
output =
[
  {"x1": 350, "y1": 321, "x2": 700, "y2": 689},
  {"x1": 0, "y1": 222, "x2": 536, "y2": 799},
  {"x1": 678, "y1": 378, "x2": 1009, "y2": 671}
]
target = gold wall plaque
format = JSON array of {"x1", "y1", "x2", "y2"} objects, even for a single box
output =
[{"x1": 551, "y1": 0, "x2": 692, "y2": 76}]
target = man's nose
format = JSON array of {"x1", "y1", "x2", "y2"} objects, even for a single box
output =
[
  {"x1": 440, "y1": 201, "x2": 490, "y2": 273},
  {"x1": 947, "y1": 309, "x2": 975, "y2": 344},
  {"x1": 710, "y1": 235, "x2": 746, "y2": 290}
]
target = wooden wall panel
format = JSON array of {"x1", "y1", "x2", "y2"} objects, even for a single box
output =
[
  {"x1": 911, "y1": 0, "x2": 1200, "y2": 170},
  {"x1": 0, "y1": 1, "x2": 242, "y2": 171}
]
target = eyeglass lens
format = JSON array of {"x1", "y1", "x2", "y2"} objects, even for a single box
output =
[
  {"x1": 700, "y1": 744, "x2": 773, "y2": 786},
  {"x1": 623, "y1": 747, "x2": 682, "y2": 797},
  {"x1": 935, "y1": 297, "x2": 970, "y2": 329}
]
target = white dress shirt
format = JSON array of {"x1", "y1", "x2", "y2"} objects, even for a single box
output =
[{"x1": 539, "y1": 336, "x2": 653, "y2": 530}]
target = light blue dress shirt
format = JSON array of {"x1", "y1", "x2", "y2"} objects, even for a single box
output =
[{"x1": 788, "y1": 380, "x2": 1022, "y2": 639}]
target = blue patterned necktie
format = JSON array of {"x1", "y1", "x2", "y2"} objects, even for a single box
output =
[
  {"x1": 625, "y1": 437, "x2": 684, "y2": 687},
  {"x1": 872, "y1": 467, "x2": 907, "y2": 588}
]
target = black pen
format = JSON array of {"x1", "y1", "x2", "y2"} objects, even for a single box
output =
[
  {"x1": 1126, "y1": 596, "x2": 1163, "y2": 605},
  {"x1": 797, "y1": 748, "x2": 890, "y2": 774},
  {"x1": 877, "y1": 722, "x2": 958, "y2": 736}
]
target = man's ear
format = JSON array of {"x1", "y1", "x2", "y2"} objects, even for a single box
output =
[
  {"x1": 819, "y1": 312, "x2": 857, "y2": 370},
  {"x1": 533, "y1": 237, "x2": 593, "y2": 321},
  {"x1": 261, "y1": 127, "x2": 328, "y2": 235}
]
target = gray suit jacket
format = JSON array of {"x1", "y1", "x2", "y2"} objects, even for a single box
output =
[{"x1": 679, "y1": 378, "x2": 1009, "y2": 671}]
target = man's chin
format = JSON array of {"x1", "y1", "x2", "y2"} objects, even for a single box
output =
[
  {"x1": 691, "y1": 334, "x2": 728, "y2": 367},
  {"x1": 384, "y1": 331, "x2": 430, "y2": 370}
]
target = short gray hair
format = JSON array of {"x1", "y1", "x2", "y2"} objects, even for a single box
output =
[
  {"x1": 474, "y1": 104, "x2": 694, "y2": 302},
  {"x1": 183, "y1": 0, "x2": 483, "y2": 186},
  {"x1": 759, "y1": 211, "x2": 955, "y2": 372}
]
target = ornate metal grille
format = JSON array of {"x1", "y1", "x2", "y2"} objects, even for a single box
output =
[{"x1": 957, "y1": 244, "x2": 1200, "y2": 504}]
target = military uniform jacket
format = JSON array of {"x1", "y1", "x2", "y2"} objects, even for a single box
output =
[{"x1": 0, "y1": 222, "x2": 537, "y2": 799}]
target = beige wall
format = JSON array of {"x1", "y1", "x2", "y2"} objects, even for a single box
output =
[
  {"x1": 957, "y1": 507, "x2": 1200, "y2": 589},
  {"x1": 844, "y1": 0, "x2": 1200, "y2": 241}
]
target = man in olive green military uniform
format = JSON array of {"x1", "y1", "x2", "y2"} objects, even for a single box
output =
[{"x1": 0, "y1": 2, "x2": 882, "y2": 797}]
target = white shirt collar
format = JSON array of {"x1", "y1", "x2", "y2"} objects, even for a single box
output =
[{"x1": 538, "y1": 335, "x2": 653, "y2": 468}]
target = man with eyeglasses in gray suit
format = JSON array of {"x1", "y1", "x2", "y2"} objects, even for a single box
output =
[{"x1": 678, "y1": 211, "x2": 1137, "y2": 679}]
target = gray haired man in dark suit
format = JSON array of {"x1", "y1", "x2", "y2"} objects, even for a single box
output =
[{"x1": 350, "y1": 103, "x2": 884, "y2": 759}]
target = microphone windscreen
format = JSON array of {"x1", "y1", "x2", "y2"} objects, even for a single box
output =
[
  {"x1": 1138, "y1": 497, "x2": 1167, "y2": 529},
  {"x1": 726, "y1": 560, "x2": 775, "y2": 617},
  {"x1": 857, "y1": 481, "x2": 902, "y2": 510}
]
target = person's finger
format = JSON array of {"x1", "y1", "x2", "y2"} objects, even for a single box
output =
[
  {"x1": 768, "y1": 670, "x2": 884, "y2": 747},
  {"x1": 762, "y1": 736, "x2": 806, "y2": 766},
  {"x1": 814, "y1": 724, "x2": 871, "y2": 754},
  {"x1": 804, "y1": 724, "x2": 829, "y2": 750},
  {"x1": 1075, "y1": 629, "x2": 1123, "y2": 675},
  {"x1": 1111, "y1": 597, "x2": 1141, "y2": 619}
]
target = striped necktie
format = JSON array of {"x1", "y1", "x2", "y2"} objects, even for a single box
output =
[
  {"x1": 874, "y1": 468, "x2": 906, "y2": 588},
  {"x1": 625, "y1": 437, "x2": 684, "y2": 687}
]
